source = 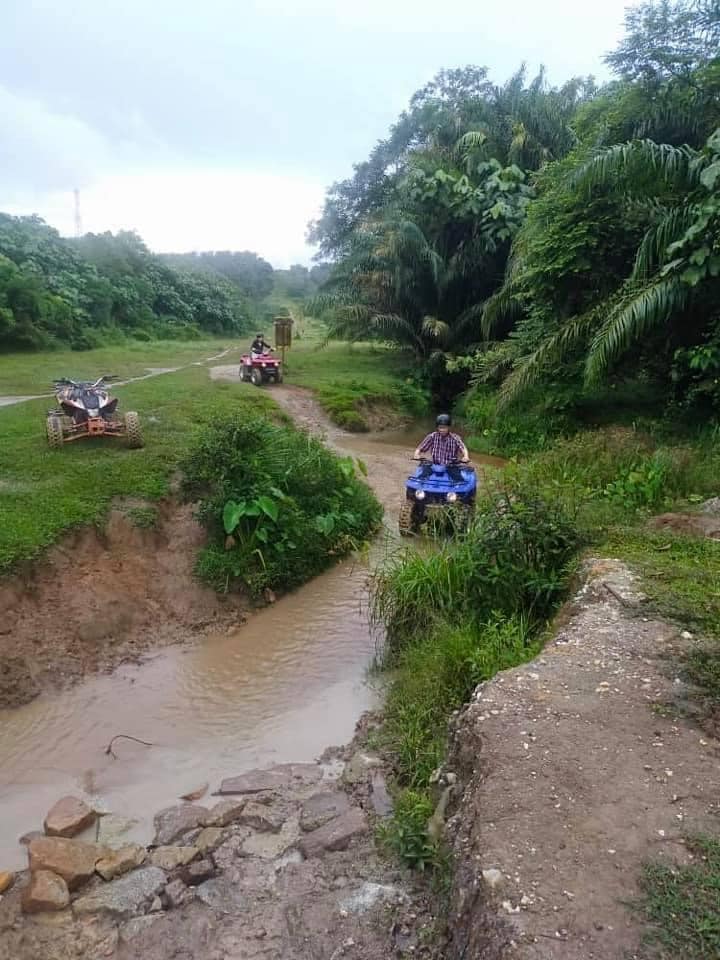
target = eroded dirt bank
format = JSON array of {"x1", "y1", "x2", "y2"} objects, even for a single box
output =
[
  {"x1": 445, "y1": 560, "x2": 720, "y2": 960},
  {"x1": 0, "y1": 498, "x2": 249, "y2": 709}
]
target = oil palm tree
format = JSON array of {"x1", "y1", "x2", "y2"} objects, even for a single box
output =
[{"x1": 498, "y1": 127, "x2": 720, "y2": 404}]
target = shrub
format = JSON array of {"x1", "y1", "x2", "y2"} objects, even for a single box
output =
[
  {"x1": 181, "y1": 415, "x2": 382, "y2": 595},
  {"x1": 372, "y1": 487, "x2": 580, "y2": 657},
  {"x1": 378, "y1": 789, "x2": 437, "y2": 871}
]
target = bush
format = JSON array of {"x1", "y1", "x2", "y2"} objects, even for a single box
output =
[
  {"x1": 372, "y1": 487, "x2": 580, "y2": 657},
  {"x1": 462, "y1": 384, "x2": 574, "y2": 456},
  {"x1": 181, "y1": 414, "x2": 382, "y2": 596}
]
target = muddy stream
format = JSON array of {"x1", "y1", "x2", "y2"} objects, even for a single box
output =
[{"x1": 0, "y1": 378, "x2": 499, "y2": 872}]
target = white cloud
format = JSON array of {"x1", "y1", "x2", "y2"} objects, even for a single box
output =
[{"x1": 8, "y1": 169, "x2": 325, "y2": 267}]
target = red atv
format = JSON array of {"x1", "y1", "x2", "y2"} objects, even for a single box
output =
[{"x1": 239, "y1": 349, "x2": 283, "y2": 386}]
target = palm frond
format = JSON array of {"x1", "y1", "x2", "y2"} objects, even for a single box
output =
[
  {"x1": 631, "y1": 203, "x2": 698, "y2": 281},
  {"x1": 572, "y1": 140, "x2": 701, "y2": 196},
  {"x1": 498, "y1": 311, "x2": 597, "y2": 408},
  {"x1": 584, "y1": 279, "x2": 689, "y2": 383},
  {"x1": 421, "y1": 316, "x2": 451, "y2": 342},
  {"x1": 481, "y1": 284, "x2": 525, "y2": 339}
]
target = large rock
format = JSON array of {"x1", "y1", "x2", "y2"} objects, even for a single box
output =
[
  {"x1": 196, "y1": 874, "x2": 243, "y2": 914},
  {"x1": 342, "y1": 752, "x2": 382, "y2": 786},
  {"x1": 195, "y1": 827, "x2": 224, "y2": 854},
  {"x1": 300, "y1": 791, "x2": 351, "y2": 832},
  {"x1": 22, "y1": 870, "x2": 70, "y2": 913},
  {"x1": 163, "y1": 878, "x2": 194, "y2": 909},
  {"x1": 238, "y1": 801, "x2": 285, "y2": 833},
  {"x1": 96, "y1": 844, "x2": 147, "y2": 881},
  {"x1": 73, "y1": 866, "x2": 166, "y2": 919},
  {"x1": 149, "y1": 846, "x2": 199, "y2": 871},
  {"x1": 202, "y1": 799, "x2": 247, "y2": 827},
  {"x1": 28, "y1": 837, "x2": 105, "y2": 890},
  {"x1": 298, "y1": 807, "x2": 368, "y2": 859},
  {"x1": 217, "y1": 763, "x2": 322, "y2": 795},
  {"x1": 153, "y1": 805, "x2": 208, "y2": 845},
  {"x1": 44, "y1": 796, "x2": 97, "y2": 838},
  {"x1": 370, "y1": 771, "x2": 394, "y2": 817},
  {"x1": 96, "y1": 815, "x2": 140, "y2": 850},
  {"x1": 0, "y1": 871, "x2": 14, "y2": 894},
  {"x1": 182, "y1": 859, "x2": 214, "y2": 886}
]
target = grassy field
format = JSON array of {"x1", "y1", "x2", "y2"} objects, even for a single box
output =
[
  {"x1": 0, "y1": 329, "x2": 416, "y2": 572},
  {"x1": 283, "y1": 326, "x2": 427, "y2": 429},
  {"x1": 0, "y1": 338, "x2": 236, "y2": 396},
  {"x1": 0, "y1": 365, "x2": 273, "y2": 573}
]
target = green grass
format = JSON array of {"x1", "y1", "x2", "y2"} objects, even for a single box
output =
[
  {"x1": 598, "y1": 527, "x2": 720, "y2": 638},
  {"x1": 639, "y1": 835, "x2": 720, "y2": 959},
  {"x1": 282, "y1": 326, "x2": 428, "y2": 429},
  {"x1": 0, "y1": 338, "x2": 235, "y2": 395},
  {"x1": 0, "y1": 365, "x2": 273, "y2": 573}
]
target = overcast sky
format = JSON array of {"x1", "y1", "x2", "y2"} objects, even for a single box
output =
[{"x1": 0, "y1": 0, "x2": 633, "y2": 266}]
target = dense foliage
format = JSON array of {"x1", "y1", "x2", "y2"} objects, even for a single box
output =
[
  {"x1": 0, "y1": 215, "x2": 260, "y2": 351},
  {"x1": 311, "y1": 0, "x2": 720, "y2": 423},
  {"x1": 181, "y1": 415, "x2": 381, "y2": 596}
]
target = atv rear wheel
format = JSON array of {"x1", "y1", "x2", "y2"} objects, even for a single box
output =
[
  {"x1": 46, "y1": 415, "x2": 64, "y2": 449},
  {"x1": 398, "y1": 499, "x2": 416, "y2": 536},
  {"x1": 250, "y1": 368, "x2": 263, "y2": 387},
  {"x1": 124, "y1": 411, "x2": 144, "y2": 449}
]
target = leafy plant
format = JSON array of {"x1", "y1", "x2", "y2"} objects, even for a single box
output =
[{"x1": 182, "y1": 415, "x2": 382, "y2": 596}]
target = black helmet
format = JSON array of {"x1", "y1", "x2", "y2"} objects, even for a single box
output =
[{"x1": 436, "y1": 413, "x2": 451, "y2": 427}]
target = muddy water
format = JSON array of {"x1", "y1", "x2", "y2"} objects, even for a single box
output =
[
  {"x1": 0, "y1": 382, "x2": 501, "y2": 871},
  {"x1": 0, "y1": 552, "x2": 382, "y2": 869}
]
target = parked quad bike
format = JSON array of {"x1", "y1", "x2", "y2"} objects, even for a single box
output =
[
  {"x1": 399, "y1": 458, "x2": 477, "y2": 535},
  {"x1": 239, "y1": 349, "x2": 283, "y2": 386},
  {"x1": 46, "y1": 377, "x2": 144, "y2": 449}
]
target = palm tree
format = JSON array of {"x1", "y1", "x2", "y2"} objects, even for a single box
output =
[{"x1": 497, "y1": 127, "x2": 720, "y2": 405}]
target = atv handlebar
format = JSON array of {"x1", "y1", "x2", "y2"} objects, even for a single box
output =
[{"x1": 413, "y1": 457, "x2": 473, "y2": 466}]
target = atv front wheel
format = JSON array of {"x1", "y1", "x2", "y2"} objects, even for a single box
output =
[
  {"x1": 46, "y1": 415, "x2": 64, "y2": 449},
  {"x1": 398, "y1": 499, "x2": 416, "y2": 536},
  {"x1": 239, "y1": 365, "x2": 248, "y2": 382},
  {"x1": 124, "y1": 411, "x2": 144, "y2": 449},
  {"x1": 250, "y1": 368, "x2": 263, "y2": 387}
]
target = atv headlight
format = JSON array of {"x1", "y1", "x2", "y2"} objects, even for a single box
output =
[
  {"x1": 415, "y1": 490, "x2": 426, "y2": 500},
  {"x1": 446, "y1": 492, "x2": 458, "y2": 503}
]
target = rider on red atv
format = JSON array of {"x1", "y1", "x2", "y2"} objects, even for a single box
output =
[{"x1": 250, "y1": 333, "x2": 272, "y2": 356}]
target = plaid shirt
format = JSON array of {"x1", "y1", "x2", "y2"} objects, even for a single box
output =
[{"x1": 418, "y1": 431, "x2": 464, "y2": 465}]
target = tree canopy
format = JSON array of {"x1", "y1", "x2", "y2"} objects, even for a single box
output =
[
  {"x1": 309, "y1": 0, "x2": 720, "y2": 416},
  {"x1": 0, "y1": 215, "x2": 263, "y2": 350}
]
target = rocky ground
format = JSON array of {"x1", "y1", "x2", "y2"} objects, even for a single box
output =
[
  {"x1": 0, "y1": 747, "x2": 437, "y2": 960},
  {"x1": 444, "y1": 559, "x2": 720, "y2": 960}
]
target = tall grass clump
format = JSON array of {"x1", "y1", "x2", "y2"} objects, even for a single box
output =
[
  {"x1": 372, "y1": 487, "x2": 581, "y2": 660},
  {"x1": 373, "y1": 487, "x2": 580, "y2": 871},
  {"x1": 182, "y1": 414, "x2": 381, "y2": 595}
]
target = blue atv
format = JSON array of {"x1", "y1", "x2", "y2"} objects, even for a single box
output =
[{"x1": 399, "y1": 459, "x2": 477, "y2": 535}]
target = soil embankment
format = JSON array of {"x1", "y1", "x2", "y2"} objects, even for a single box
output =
[
  {"x1": 445, "y1": 559, "x2": 720, "y2": 960},
  {"x1": 0, "y1": 498, "x2": 249, "y2": 710}
]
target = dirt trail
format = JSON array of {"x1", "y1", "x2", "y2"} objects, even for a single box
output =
[
  {"x1": 0, "y1": 346, "x2": 234, "y2": 408},
  {"x1": 446, "y1": 559, "x2": 720, "y2": 960}
]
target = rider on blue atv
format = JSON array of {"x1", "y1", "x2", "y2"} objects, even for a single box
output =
[
  {"x1": 413, "y1": 414, "x2": 470, "y2": 481},
  {"x1": 400, "y1": 414, "x2": 475, "y2": 535}
]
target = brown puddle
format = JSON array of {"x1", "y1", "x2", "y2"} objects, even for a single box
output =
[
  {"x1": 0, "y1": 385, "x2": 503, "y2": 871},
  {"x1": 0, "y1": 553, "x2": 381, "y2": 869}
]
